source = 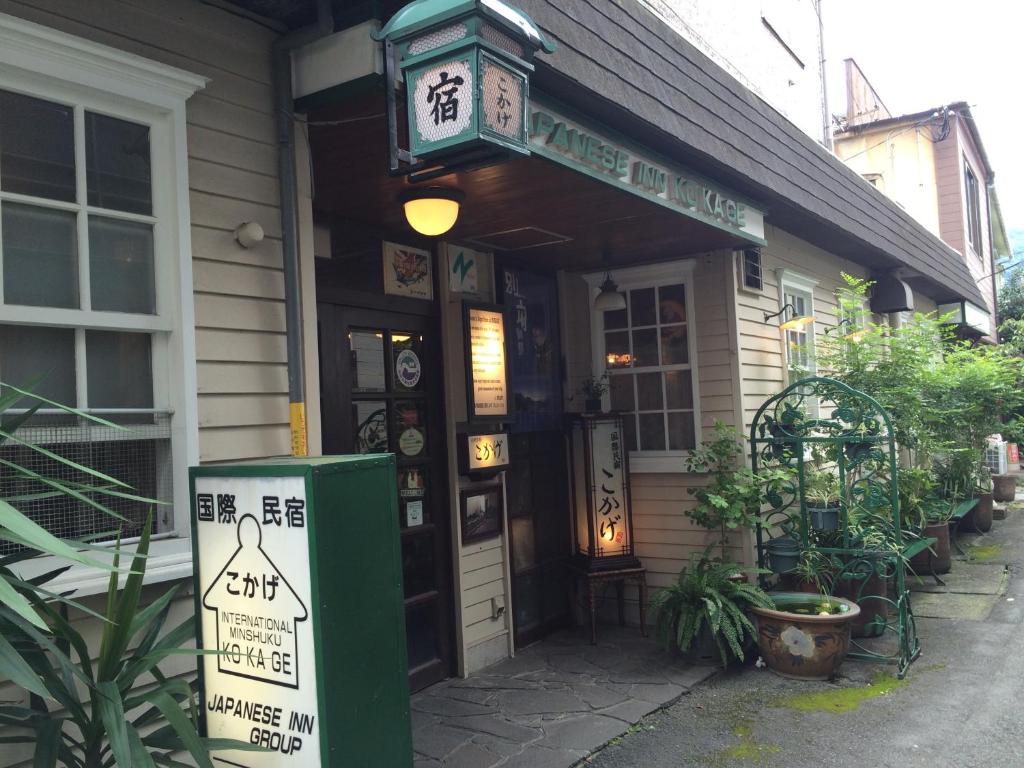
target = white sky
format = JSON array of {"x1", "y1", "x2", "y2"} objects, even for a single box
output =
[{"x1": 822, "y1": 0, "x2": 1024, "y2": 235}]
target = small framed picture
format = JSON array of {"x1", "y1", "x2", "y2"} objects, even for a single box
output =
[
  {"x1": 459, "y1": 482, "x2": 504, "y2": 544},
  {"x1": 383, "y1": 241, "x2": 433, "y2": 300}
]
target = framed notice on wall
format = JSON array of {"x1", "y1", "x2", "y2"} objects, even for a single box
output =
[
  {"x1": 463, "y1": 301, "x2": 510, "y2": 421},
  {"x1": 383, "y1": 241, "x2": 433, "y2": 300}
]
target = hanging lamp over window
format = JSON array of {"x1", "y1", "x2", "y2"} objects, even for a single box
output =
[{"x1": 594, "y1": 272, "x2": 626, "y2": 312}]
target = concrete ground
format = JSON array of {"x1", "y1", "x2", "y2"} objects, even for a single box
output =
[{"x1": 585, "y1": 493, "x2": 1024, "y2": 768}]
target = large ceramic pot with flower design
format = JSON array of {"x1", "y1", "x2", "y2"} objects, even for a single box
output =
[{"x1": 750, "y1": 592, "x2": 860, "y2": 680}]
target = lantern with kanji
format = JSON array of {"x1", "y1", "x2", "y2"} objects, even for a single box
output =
[
  {"x1": 568, "y1": 413, "x2": 639, "y2": 571},
  {"x1": 375, "y1": 0, "x2": 555, "y2": 162}
]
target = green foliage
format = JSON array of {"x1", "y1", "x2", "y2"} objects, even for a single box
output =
[
  {"x1": 922, "y1": 342, "x2": 1024, "y2": 458},
  {"x1": 0, "y1": 381, "x2": 256, "y2": 766},
  {"x1": 1001, "y1": 416, "x2": 1024, "y2": 445},
  {"x1": 997, "y1": 266, "x2": 1024, "y2": 328},
  {"x1": 0, "y1": 518, "x2": 261, "y2": 767},
  {"x1": 815, "y1": 274, "x2": 953, "y2": 456},
  {"x1": 682, "y1": 422, "x2": 794, "y2": 560},
  {"x1": 649, "y1": 548, "x2": 774, "y2": 665},
  {"x1": 817, "y1": 274, "x2": 1024, "y2": 478},
  {"x1": 802, "y1": 462, "x2": 840, "y2": 507}
]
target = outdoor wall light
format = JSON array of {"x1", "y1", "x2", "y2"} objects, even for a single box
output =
[
  {"x1": 831, "y1": 318, "x2": 868, "y2": 342},
  {"x1": 764, "y1": 302, "x2": 815, "y2": 332},
  {"x1": 594, "y1": 273, "x2": 626, "y2": 312},
  {"x1": 399, "y1": 187, "x2": 465, "y2": 236}
]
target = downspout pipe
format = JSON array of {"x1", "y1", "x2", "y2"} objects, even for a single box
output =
[{"x1": 272, "y1": 0, "x2": 333, "y2": 456}]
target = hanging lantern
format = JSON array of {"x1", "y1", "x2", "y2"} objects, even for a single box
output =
[
  {"x1": 375, "y1": 0, "x2": 555, "y2": 163},
  {"x1": 568, "y1": 413, "x2": 639, "y2": 571}
]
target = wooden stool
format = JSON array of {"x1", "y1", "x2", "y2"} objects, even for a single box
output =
[{"x1": 570, "y1": 565, "x2": 648, "y2": 644}]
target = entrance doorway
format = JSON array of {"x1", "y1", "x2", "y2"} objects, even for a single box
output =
[
  {"x1": 318, "y1": 301, "x2": 454, "y2": 692},
  {"x1": 498, "y1": 265, "x2": 573, "y2": 647}
]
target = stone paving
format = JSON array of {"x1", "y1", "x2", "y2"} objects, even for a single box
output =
[{"x1": 410, "y1": 626, "x2": 717, "y2": 767}]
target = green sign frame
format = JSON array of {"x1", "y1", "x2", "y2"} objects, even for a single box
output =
[{"x1": 190, "y1": 455, "x2": 412, "y2": 767}]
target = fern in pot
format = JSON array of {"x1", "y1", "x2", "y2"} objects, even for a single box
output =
[{"x1": 650, "y1": 547, "x2": 774, "y2": 666}]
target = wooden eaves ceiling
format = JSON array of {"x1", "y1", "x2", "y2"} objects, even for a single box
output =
[
  {"x1": 308, "y1": 93, "x2": 748, "y2": 273},
  {"x1": 225, "y1": 0, "x2": 985, "y2": 303}
]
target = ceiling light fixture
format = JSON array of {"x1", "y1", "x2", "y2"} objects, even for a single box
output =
[{"x1": 399, "y1": 186, "x2": 465, "y2": 236}]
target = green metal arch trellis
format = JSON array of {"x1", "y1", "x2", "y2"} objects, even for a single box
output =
[{"x1": 750, "y1": 376, "x2": 921, "y2": 677}]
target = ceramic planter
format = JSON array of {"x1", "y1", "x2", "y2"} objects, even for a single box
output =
[
  {"x1": 909, "y1": 521, "x2": 951, "y2": 575},
  {"x1": 993, "y1": 474, "x2": 1017, "y2": 503},
  {"x1": 584, "y1": 398, "x2": 602, "y2": 412},
  {"x1": 836, "y1": 570, "x2": 889, "y2": 638},
  {"x1": 750, "y1": 592, "x2": 860, "y2": 680},
  {"x1": 765, "y1": 537, "x2": 800, "y2": 574},
  {"x1": 807, "y1": 502, "x2": 840, "y2": 531},
  {"x1": 966, "y1": 493, "x2": 993, "y2": 533}
]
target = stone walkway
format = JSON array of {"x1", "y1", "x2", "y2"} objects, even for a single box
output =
[{"x1": 410, "y1": 626, "x2": 717, "y2": 767}]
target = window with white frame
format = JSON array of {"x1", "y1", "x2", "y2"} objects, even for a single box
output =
[
  {"x1": 0, "y1": 15, "x2": 203, "y2": 574},
  {"x1": 779, "y1": 273, "x2": 816, "y2": 382},
  {"x1": 964, "y1": 159, "x2": 982, "y2": 255},
  {"x1": 589, "y1": 264, "x2": 700, "y2": 466}
]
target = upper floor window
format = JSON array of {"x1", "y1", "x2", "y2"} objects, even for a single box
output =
[{"x1": 964, "y1": 160, "x2": 982, "y2": 254}]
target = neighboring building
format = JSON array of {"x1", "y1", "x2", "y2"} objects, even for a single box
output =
[
  {"x1": 833, "y1": 59, "x2": 1011, "y2": 339},
  {"x1": 637, "y1": 0, "x2": 829, "y2": 144},
  {"x1": 0, "y1": 2, "x2": 991, "y2": 755}
]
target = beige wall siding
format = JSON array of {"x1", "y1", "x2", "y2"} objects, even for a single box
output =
[
  {"x1": 0, "y1": 0, "x2": 293, "y2": 465},
  {"x1": 562, "y1": 253, "x2": 749, "y2": 624},
  {"x1": 834, "y1": 125, "x2": 941, "y2": 237},
  {"x1": 0, "y1": 3, "x2": 286, "y2": 763},
  {"x1": 736, "y1": 225, "x2": 868, "y2": 431},
  {"x1": 437, "y1": 247, "x2": 511, "y2": 674}
]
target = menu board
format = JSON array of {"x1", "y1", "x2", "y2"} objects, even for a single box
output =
[{"x1": 465, "y1": 304, "x2": 509, "y2": 420}]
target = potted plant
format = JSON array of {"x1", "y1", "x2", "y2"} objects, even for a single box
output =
[
  {"x1": 682, "y1": 421, "x2": 795, "y2": 562},
  {"x1": 749, "y1": 592, "x2": 860, "y2": 680},
  {"x1": 765, "y1": 534, "x2": 800, "y2": 575},
  {"x1": 580, "y1": 373, "x2": 608, "y2": 412},
  {"x1": 651, "y1": 548, "x2": 775, "y2": 666},
  {"x1": 803, "y1": 464, "x2": 841, "y2": 531},
  {"x1": 908, "y1": 495, "x2": 957, "y2": 575},
  {"x1": 970, "y1": 465, "x2": 994, "y2": 533},
  {"x1": 787, "y1": 547, "x2": 834, "y2": 595}
]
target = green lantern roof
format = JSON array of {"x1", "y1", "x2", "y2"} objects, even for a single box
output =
[{"x1": 375, "y1": 0, "x2": 555, "y2": 53}]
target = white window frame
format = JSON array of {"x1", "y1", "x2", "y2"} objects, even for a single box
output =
[
  {"x1": 777, "y1": 269, "x2": 818, "y2": 382},
  {"x1": 585, "y1": 261, "x2": 700, "y2": 474},
  {"x1": 963, "y1": 158, "x2": 982, "y2": 257},
  {"x1": 0, "y1": 13, "x2": 207, "y2": 593}
]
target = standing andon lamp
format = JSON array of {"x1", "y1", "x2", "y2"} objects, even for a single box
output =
[{"x1": 568, "y1": 413, "x2": 639, "y2": 571}]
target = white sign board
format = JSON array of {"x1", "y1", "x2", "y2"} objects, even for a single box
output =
[
  {"x1": 589, "y1": 420, "x2": 628, "y2": 551},
  {"x1": 195, "y1": 476, "x2": 320, "y2": 765},
  {"x1": 446, "y1": 243, "x2": 482, "y2": 294},
  {"x1": 466, "y1": 306, "x2": 508, "y2": 418}
]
